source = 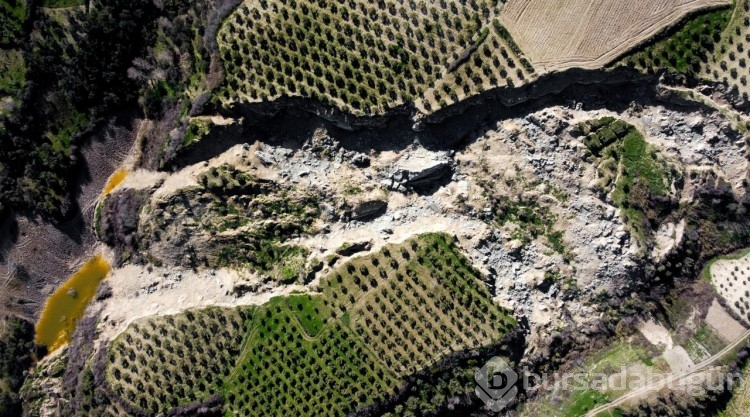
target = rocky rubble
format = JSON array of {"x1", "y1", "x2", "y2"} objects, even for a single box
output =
[{"x1": 99, "y1": 98, "x2": 748, "y2": 358}]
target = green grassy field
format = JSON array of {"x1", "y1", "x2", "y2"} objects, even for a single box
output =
[
  {"x1": 105, "y1": 233, "x2": 516, "y2": 416},
  {"x1": 576, "y1": 117, "x2": 674, "y2": 243},
  {"x1": 521, "y1": 339, "x2": 656, "y2": 417}
]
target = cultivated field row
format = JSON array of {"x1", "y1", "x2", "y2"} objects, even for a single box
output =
[{"x1": 103, "y1": 234, "x2": 516, "y2": 416}]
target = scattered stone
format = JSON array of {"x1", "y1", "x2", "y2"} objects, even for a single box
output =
[{"x1": 255, "y1": 151, "x2": 276, "y2": 166}]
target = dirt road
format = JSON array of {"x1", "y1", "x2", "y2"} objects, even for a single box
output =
[{"x1": 585, "y1": 329, "x2": 750, "y2": 417}]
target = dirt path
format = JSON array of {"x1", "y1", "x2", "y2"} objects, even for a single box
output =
[{"x1": 586, "y1": 329, "x2": 750, "y2": 417}]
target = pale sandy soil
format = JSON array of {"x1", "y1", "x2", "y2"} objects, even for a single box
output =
[
  {"x1": 605, "y1": 363, "x2": 667, "y2": 396},
  {"x1": 302, "y1": 214, "x2": 489, "y2": 270},
  {"x1": 82, "y1": 102, "x2": 746, "y2": 357},
  {"x1": 500, "y1": 0, "x2": 731, "y2": 72},
  {"x1": 705, "y1": 299, "x2": 747, "y2": 341},
  {"x1": 96, "y1": 139, "x2": 497, "y2": 343},
  {"x1": 652, "y1": 220, "x2": 686, "y2": 262},
  {"x1": 114, "y1": 169, "x2": 167, "y2": 192},
  {"x1": 710, "y1": 252, "x2": 750, "y2": 324},
  {"x1": 639, "y1": 319, "x2": 674, "y2": 349},
  {"x1": 638, "y1": 319, "x2": 697, "y2": 374},
  {"x1": 97, "y1": 261, "x2": 308, "y2": 342},
  {"x1": 662, "y1": 345, "x2": 696, "y2": 374}
]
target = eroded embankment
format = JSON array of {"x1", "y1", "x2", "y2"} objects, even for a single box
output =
[
  {"x1": 174, "y1": 67, "x2": 664, "y2": 170},
  {"x1": 214, "y1": 66, "x2": 657, "y2": 130}
]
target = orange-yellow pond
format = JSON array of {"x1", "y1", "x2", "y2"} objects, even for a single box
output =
[
  {"x1": 102, "y1": 168, "x2": 128, "y2": 195},
  {"x1": 35, "y1": 255, "x2": 111, "y2": 352}
]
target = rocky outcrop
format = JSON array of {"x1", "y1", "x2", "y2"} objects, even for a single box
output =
[
  {"x1": 351, "y1": 200, "x2": 387, "y2": 221},
  {"x1": 98, "y1": 188, "x2": 153, "y2": 265},
  {"x1": 655, "y1": 85, "x2": 700, "y2": 107},
  {"x1": 254, "y1": 151, "x2": 276, "y2": 166},
  {"x1": 404, "y1": 161, "x2": 453, "y2": 189},
  {"x1": 384, "y1": 151, "x2": 454, "y2": 192},
  {"x1": 335, "y1": 241, "x2": 372, "y2": 256}
]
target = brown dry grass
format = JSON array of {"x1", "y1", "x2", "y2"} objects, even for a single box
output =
[{"x1": 499, "y1": 0, "x2": 731, "y2": 72}]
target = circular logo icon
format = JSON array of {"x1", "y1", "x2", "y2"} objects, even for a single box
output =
[{"x1": 475, "y1": 357, "x2": 519, "y2": 412}]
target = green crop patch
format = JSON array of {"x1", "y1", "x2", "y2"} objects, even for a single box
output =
[
  {"x1": 216, "y1": 0, "x2": 536, "y2": 115},
  {"x1": 578, "y1": 118, "x2": 675, "y2": 243},
  {"x1": 325, "y1": 233, "x2": 516, "y2": 376},
  {"x1": 223, "y1": 309, "x2": 395, "y2": 416},
  {"x1": 621, "y1": 7, "x2": 732, "y2": 78},
  {"x1": 105, "y1": 233, "x2": 516, "y2": 416}
]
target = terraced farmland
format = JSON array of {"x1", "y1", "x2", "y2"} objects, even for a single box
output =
[
  {"x1": 216, "y1": 0, "x2": 536, "y2": 115},
  {"x1": 105, "y1": 233, "x2": 516, "y2": 416},
  {"x1": 499, "y1": 0, "x2": 731, "y2": 71},
  {"x1": 107, "y1": 307, "x2": 250, "y2": 413},
  {"x1": 621, "y1": 0, "x2": 750, "y2": 101}
]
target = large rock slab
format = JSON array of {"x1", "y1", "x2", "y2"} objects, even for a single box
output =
[
  {"x1": 387, "y1": 150, "x2": 454, "y2": 192},
  {"x1": 351, "y1": 200, "x2": 388, "y2": 221}
]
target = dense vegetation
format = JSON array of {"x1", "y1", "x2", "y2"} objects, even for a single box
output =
[
  {"x1": 0, "y1": 0, "x2": 228, "y2": 218},
  {"x1": 0, "y1": 0, "x2": 25, "y2": 103},
  {"x1": 104, "y1": 234, "x2": 516, "y2": 416},
  {"x1": 0, "y1": 317, "x2": 37, "y2": 417},
  {"x1": 0, "y1": 0, "x2": 25, "y2": 46},
  {"x1": 0, "y1": 0, "x2": 164, "y2": 217},
  {"x1": 573, "y1": 117, "x2": 675, "y2": 243}
]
